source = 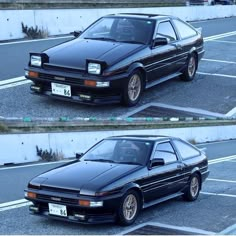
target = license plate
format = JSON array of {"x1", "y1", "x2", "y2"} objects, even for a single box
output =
[
  {"x1": 51, "y1": 83, "x2": 71, "y2": 97},
  {"x1": 48, "y1": 203, "x2": 67, "y2": 217}
]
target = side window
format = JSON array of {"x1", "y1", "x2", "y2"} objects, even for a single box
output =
[
  {"x1": 173, "y1": 19, "x2": 197, "y2": 39},
  {"x1": 173, "y1": 140, "x2": 200, "y2": 160},
  {"x1": 153, "y1": 142, "x2": 177, "y2": 164},
  {"x1": 157, "y1": 21, "x2": 177, "y2": 41}
]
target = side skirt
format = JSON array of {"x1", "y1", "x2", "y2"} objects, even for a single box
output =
[
  {"x1": 145, "y1": 72, "x2": 182, "y2": 89},
  {"x1": 142, "y1": 192, "x2": 184, "y2": 209}
]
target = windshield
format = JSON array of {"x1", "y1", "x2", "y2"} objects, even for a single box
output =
[
  {"x1": 81, "y1": 139, "x2": 153, "y2": 165},
  {"x1": 80, "y1": 17, "x2": 155, "y2": 45}
]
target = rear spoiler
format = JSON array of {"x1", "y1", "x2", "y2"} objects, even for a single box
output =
[
  {"x1": 199, "y1": 147, "x2": 207, "y2": 154},
  {"x1": 196, "y1": 27, "x2": 203, "y2": 34}
]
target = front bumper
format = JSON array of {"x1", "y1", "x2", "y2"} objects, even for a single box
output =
[
  {"x1": 28, "y1": 203, "x2": 116, "y2": 224},
  {"x1": 25, "y1": 67, "x2": 127, "y2": 105}
]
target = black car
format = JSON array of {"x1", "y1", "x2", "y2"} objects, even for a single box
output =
[
  {"x1": 25, "y1": 13, "x2": 204, "y2": 106},
  {"x1": 25, "y1": 135, "x2": 209, "y2": 226}
]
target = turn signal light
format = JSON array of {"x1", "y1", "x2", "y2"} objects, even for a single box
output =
[
  {"x1": 29, "y1": 71, "x2": 39, "y2": 78},
  {"x1": 27, "y1": 192, "x2": 37, "y2": 199},
  {"x1": 79, "y1": 200, "x2": 90, "y2": 207},
  {"x1": 84, "y1": 80, "x2": 96, "y2": 87}
]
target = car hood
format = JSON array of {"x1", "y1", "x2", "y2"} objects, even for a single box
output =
[
  {"x1": 32, "y1": 161, "x2": 142, "y2": 195},
  {"x1": 44, "y1": 38, "x2": 146, "y2": 70}
]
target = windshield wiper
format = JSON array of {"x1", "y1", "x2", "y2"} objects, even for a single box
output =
[
  {"x1": 119, "y1": 161, "x2": 142, "y2": 165},
  {"x1": 119, "y1": 40, "x2": 145, "y2": 44},
  {"x1": 84, "y1": 37, "x2": 117, "y2": 42},
  {"x1": 84, "y1": 159, "x2": 116, "y2": 163}
]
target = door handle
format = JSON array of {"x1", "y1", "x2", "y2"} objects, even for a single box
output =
[{"x1": 175, "y1": 44, "x2": 182, "y2": 50}]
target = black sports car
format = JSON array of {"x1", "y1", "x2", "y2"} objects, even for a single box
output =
[
  {"x1": 25, "y1": 13, "x2": 204, "y2": 106},
  {"x1": 25, "y1": 135, "x2": 209, "y2": 225}
]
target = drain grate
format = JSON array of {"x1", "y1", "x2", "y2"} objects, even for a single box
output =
[
  {"x1": 130, "y1": 106, "x2": 215, "y2": 118},
  {"x1": 124, "y1": 224, "x2": 196, "y2": 235}
]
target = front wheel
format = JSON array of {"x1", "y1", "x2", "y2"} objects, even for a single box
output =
[
  {"x1": 117, "y1": 190, "x2": 141, "y2": 226},
  {"x1": 122, "y1": 71, "x2": 143, "y2": 107},
  {"x1": 180, "y1": 53, "x2": 198, "y2": 81},
  {"x1": 183, "y1": 174, "x2": 201, "y2": 201}
]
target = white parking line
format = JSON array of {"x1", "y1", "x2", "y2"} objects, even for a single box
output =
[
  {"x1": 197, "y1": 71, "x2": 236, "y2": 79},
  {"x1": 207, "y1": 178, "x2": 236, "y2": 184},
  {"x1": 0, "y1": 76, "x2": 31, "y2": 90},
  {"x1": 204, "y1": 31, "x2": 236, "y2": 41},
  {"x1": 201, "y1": 192, "x2": 236, "y2": 198},
  {"x1": 120, "y1": 221, "x2": 215, "y2": 235},
  {"x1": 202, "y1": 58, "x2": 236, "y2": 64},
  {"x1": 213, "y1": 40, "x2": 236, "y2": 44},
  {"x1": 0, "y1": 159, "x2": 73, "y2": 171},
  {"x1": 208, "y1": 155, "x2": 236, "y2": 165},
  {"x1": 0, "y1": 199, "x2": 31, "y2": 212},
  {"x1": 0, "y1": 35, "x2": 73, "y2": 46}
]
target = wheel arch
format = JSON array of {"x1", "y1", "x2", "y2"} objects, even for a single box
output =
[
  {"x1": 127, "y1": 62, "x2": 147, "y2": 88},
  {"x1": 190, "y1": 167, "x2": 202, "y2": 189},
  {"x1": 121, "y1": 182, "x2": 144, "y2": 208}
]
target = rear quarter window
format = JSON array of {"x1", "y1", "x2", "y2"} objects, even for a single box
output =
[
  {"x1": 173, "y1": 19, "x2": 197, "y2": 39},
  {"x1": 173, "y1": 139, "x2": 200, "y2": 160}
]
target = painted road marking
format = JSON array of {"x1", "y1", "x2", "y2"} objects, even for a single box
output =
[
  {"x1": 197, "y1": 71, "x2": 236, "y2": 79},
  {"x1": 0, "y1": 159, "x2": 73, "y2": 171},
  {"x1": 201, "y1": 192, "x2": 236, "y2": 198},
  {"x1": 204, "y1": 31, "x2": 236, "y2": 42},
  {"x1": 202, "y1": 58, "x2": 236, "y2": 64},
  {"x1": 207, "y1": 178, "x2": 236, "y2": 184},
  {"x1": 0, "y1": 35, "x2": 73, "y2": 46},
  {"x1": 0, "y1": 199, "x2": 31, "y2": 212},
  {"x1": 208, "y1": 155, "x2": 236, "y2": 165},
  {"x1": 120, "y1": 221, "x2": 215, "y2": 235},
  {"x1": 0, "y1": 76, "x2": 31, "y2": 90},
  {"x1": 213, "y1": 40, "x2": 236, "y2": 44}
]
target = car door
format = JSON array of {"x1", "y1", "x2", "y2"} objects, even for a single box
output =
[
  {"x1": 142, "y1": 141, "x2": 185, "y2": 202},
  {"x1": 171, "y1": 18, "x2": 200, "y2": 71},
  {"x1": 146, "y1": 20, "x2": 179, "y2": 82}
]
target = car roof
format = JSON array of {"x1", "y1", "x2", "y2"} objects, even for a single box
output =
[
  {"x1": 106, "y1": 13, "x2": 171, "y2": 21},
  {"x1": 106, "y1": 135, "x2": 175, "y2": 142}
]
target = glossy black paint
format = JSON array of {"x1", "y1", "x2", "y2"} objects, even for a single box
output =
[
  {"x1": 25, "y1": 13, "x2": 204, "y2": 106},
  {"x1": 25, "y1": 135, "x2": 209, "y2": 225}
]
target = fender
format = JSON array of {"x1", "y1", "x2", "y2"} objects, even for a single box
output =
[
  {"x1": 127, "y1": 62, "x2": 145, "y2": 75},
  {"x1": 121, "y1": 182, "x2": 144, "y2": 204}
]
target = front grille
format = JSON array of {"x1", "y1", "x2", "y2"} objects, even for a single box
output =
[
  {"x1": 37, "y1": 194, "x2": 78, "y2": 205},
  {"x1": 41, "y1": 186, "x2": 80, "y2": 195},
  {"x1": 39, "y1": 73, "x2": 84, "y2": 86}
]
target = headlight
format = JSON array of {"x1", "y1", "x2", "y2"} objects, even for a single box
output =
[
  {"x1": 88, "y1": 63, "x2": 101, "y2": 75},
  {"x1": 31, "y1": 55, "x2": 42, "y2": 67}
]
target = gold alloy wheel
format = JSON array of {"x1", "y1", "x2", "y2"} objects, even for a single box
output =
[
  {"x1": 128, "y1": 74, "x2": 141, "y2": 102},
  {"x1": 190, "y1": 176, "x2": 199, "y2": 198},
  {"x1": 188, "y1": 56, "x2": 196, "y2": 77},
  {"x1": 122, "y1": 193, "x2": 138, "y2": 221}
]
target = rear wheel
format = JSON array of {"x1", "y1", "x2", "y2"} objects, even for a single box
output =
[
  {"x1": 181, "y1": 53, "x2": 198, "y2": 81},
  {"x1": 117, "y1": 190, "x2": 141, "y2": 226},
  {"x1": 122, "y1": 71, "x2": 143, "y2": 107},
  {"x1": 183, "y1": 174, "x2": 201, "y2": 201}
]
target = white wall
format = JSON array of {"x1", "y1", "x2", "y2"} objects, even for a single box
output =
[
  {"x1": 1, "y1": 5, "x2": 236, "y2": 41},
  {"x1": 1, "y1": 124, "x2": 236, "y2": 165}
]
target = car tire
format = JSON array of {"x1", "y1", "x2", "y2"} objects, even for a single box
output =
[
  {"x1": 117, "y1": 190, "x2": 141, "y2": 226},
  {"x1": 183, "y1": 174, "x2": 201, "y2": 201},
  {"x1": 122, "y1": 70, "x2": 143, "y2": 107},
  {"x1": 180, "y1": 53, "x2": 198, "y2": 81}
]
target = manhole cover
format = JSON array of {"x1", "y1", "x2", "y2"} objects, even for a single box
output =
[{"x1": 124, "y1": 225, "x2": 196, "y2": 235}]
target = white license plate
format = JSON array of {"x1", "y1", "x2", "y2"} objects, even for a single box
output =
[
  {"x1": 51, "y1": 83, "x2": 71, "y2": 97},
  {"x1": 48, "y1": 203, "x2": 67, "y2": 217}
]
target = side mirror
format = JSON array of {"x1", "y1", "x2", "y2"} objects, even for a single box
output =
[
  {"x1": 71, "y1": 30, "x2": 82, "y2": 38},
  {"x1": 150, "y1": 158, "x2": 165, "y2": 168},
  {"x1": 152, "y1": 37, "x2": 169, "y2": 47},
  {"x1": 76, "y1": 152, "x2": 83, "y2": 160}
]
